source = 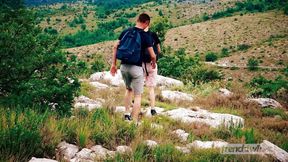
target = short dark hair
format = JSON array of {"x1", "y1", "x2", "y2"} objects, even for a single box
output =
[{"x1": 137, "y1": 13, "x2": 150, "y2": 23}]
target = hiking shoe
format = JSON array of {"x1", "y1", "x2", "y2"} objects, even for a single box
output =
[
  {"x1": 124, "y1": 114, "x2": 132, "y2": 121},
  {"x1": 151, "y1": 109, "x2": 157, "y2": 116}
]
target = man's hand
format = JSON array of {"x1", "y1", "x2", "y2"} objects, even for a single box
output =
[
  {"x1": 151, "y1": 61, "x2": 156, "y2": 69},
  {"x1": 110, "y1": 65, "x2": 117, "y2": 76}
]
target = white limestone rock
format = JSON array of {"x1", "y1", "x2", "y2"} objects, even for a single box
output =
[
  {"x1": 57, "y1": 141, "x2": 79, "y2": 161},
  {"x1": 90, "y1": 81, "x2": 109, "y2": 89},
  {"x1": 260, "y1": 140, "x2": 288, "y2": 162},
  {"x1": 74, "y1": 96, "x2": 103, "y2": 111},
  {"x1": 161, "y1": 90, "x2": 194, "y2": 102},
  {"x1": 219, "y1": 88, "x2": 233, "y2": 97},
  {"x1": 175, "y1": 146, "x2": 190, "y2": 154},
  {"x1": 164, "y1": 107, "x2": 244, "y2": 128},
  {"x1": 114, "y1": 106, "x2": 127, "y2": 113},
  {"x1": 156, "y1": 75, "x2": 184, "y2": 87},
  {"x1": 173, "y1": 129, "x2": 189, "y2": 142},
  {"x1": 74, "y1": 148, "x2": 96, "y2": 160},
  {"x1": 90, "y1": 145, "x2": 115, "y2": 160},
  {"x1": 29, "y1": 157, "x2": 57, "y2": 162},
  {"x1": 116, "y1": 146, "x2": 132, "y2": 154},
  {"x1": 89, "y1": 70, "x2": 124, "y2": 87},
  {"x1": 144, "y1": 140, "x2": 158, "y2": 149},
  {"x1": 187, "y1": 140, "x2": 228, "y2": 149},
  {"x1": 248, "y1": 98, "x2": 282, "y2": 108}
]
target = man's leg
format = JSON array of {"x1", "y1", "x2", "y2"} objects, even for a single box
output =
[
  {"x1": 148, "y1": 86, "x2": 155, "y2": 109},
  {"x1": 124, "y1": 89, "x2": 133, "y2": 114},
  {"x1": 131, "y1": 94, "x2": 141, "y2": 122}
]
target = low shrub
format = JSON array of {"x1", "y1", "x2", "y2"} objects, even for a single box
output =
[
  {"x1": 182, "y1": 67, "x2": 223, "y2": 85},
  {"x1": 205, "y1": 52, "x2": 218, "y2": 62},
  {"x1": 247, "y1": 58, "x2": 259, "y2": 71}
]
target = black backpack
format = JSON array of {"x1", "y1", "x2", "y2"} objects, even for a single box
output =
[
  {"x1": 143, "y1": 32, "x2": 159, "y2": 63},
  {"x1": 116, "y1": 28, "x2": 142, "y2": 64}
]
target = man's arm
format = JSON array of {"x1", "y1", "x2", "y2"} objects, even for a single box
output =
[
  {"x1": 110, "y1": 40, "x2": 120, "y2": 76},
  {"x1": 147, "y1": 47, "x2": 157, "y2": 69},
  {"x1": 156, "y1": 43, "x2": 161, "y2": 54}
]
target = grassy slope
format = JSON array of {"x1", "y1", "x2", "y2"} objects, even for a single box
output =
[{"x1": 164, "y1": 11, "x2": 288, "y2": 55}]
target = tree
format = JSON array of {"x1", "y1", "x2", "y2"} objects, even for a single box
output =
[
  {"x1": 0, "y1": 2, "x2": 80, "y2": 115},
  {"x1": 150, "y1": 17, "x2": 171, "y2": 43}
]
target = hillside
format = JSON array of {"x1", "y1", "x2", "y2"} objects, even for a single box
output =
[{"x1": 164, "y1": 11, "x2": 288, "y2": 55}]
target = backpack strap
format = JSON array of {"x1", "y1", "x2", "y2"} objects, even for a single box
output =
[{"x1": 144, "y1": 63, "x2": 149, "y2": 76}]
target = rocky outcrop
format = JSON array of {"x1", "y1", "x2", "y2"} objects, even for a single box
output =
[
  {"x1": 248, "y1": 98, "x2": 282, "y2": 108},
  {"x1": 116, "y1": 146, "x2": 132, "y2": 154},
  {"x1": 172, "y1": 129, "x2": 189, "y2": 142},
  {"x1": 164, "y1": 107, "x2": 244, "y2": 128},
  {"x1": 161, "y1": 90, "x2": 194, "y2": 102},
  {"x1": 89, "y1": 71, "x2": 183, "y2": 88},
  {"x1": 74, "y1": 96, "x2": 104, "y2": 111},
  {"x1": 90, "y1": 145, "x2": 115, "y2": 160},
  {"x1": 175, "y1": 146, "x2": 191, "y2": 154},
  {"x1": 56, "y1": 141, "x2": 79, "y2": 161},
  {"x1": 218, "y1": 88, "x2": 233, "y2": 97},
  {"x1": 187, "y1": 140, "x2": 228, "y2": 149},
  {"x1": 90, "y1": 81, "x2": 109, "y2": 89},
  {"x1": 156, "y1": 75, "x2": 184, "y2": 88},
  {"x1": 144, "y1": 140, "x2": 158, "y2": 149},
  {"x1": 29, "y1": 158, "x2": 57, "y2": 162},
  {"x1": 89, "y1": 70, "x2": 124, "y2": 87},
  {"x1": 261, "y1": 140, "x2": 288, "y2": 162}
]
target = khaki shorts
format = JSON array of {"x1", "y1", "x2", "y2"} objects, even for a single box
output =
[
  {"x1": 143, "y1": 63, "x2": 157, "y2": 87},
  {"x1": 120, "y1": 64, "x2": 144, "y2": 95}
]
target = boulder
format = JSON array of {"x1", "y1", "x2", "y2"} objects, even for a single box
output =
[
  {"x1": 29, "y1": 157, "x2": 57, "y2": 162},
  {"x1": 248, "y1": 98, "x2": 282, "y2": 108},
  {"x1": 161, "y1": 90, "x2": 194, "y2": 102},
  {"x1": 164, "y1": 107, "x2": 244, "y2": 128},
  {"x1": 173, "y1": 129, "x2": 189, "y2": 142},
  {"x1": 70, "y1": 148, "x2": 96, "y2": 162},
  {"x1": 218, "y1": 88, "x2": 233, "y2": 97},
  {"x1": 89, "y1": 70, "x2": 124, "y2": 87},
  {"x1": 90, "y1": 145, "x2": 115, "y2": 160},
  {"x1": 144, "y1": 140, "x2": 158, "y2": 149},
  {"x1": 74, "y1": 96, "x2": 103, "y2": 111},
  {"x1": 90, "y1": 71, "x2": 183, "y2": 88},
  {"x1": 187, "y1": 140, "x2": 228, "y2": 149},
  {"x1": 156, "y1": 75, "x2": 184, "y2": 88},
  {"x1": 90, "y1": 81, "x2": 109, "y2": 89},
  {"x1": 56, "y1": 141, "x2": 79, "y2": 161},
  {"x1": 175, "y1": 146, "x2": 190, "y2": 154},
  {"x1": 114, "y1": 106, "x2": 127, "y2": 113},
  {"x1": 260, "y1": 140, "x2": 288, "y2": 162},
  {"x1": 116, "y1": 146, "x2": 132, "y2": 154}
]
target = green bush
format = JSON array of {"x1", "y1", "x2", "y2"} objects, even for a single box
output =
[
  {"x1": 221, "y1": 48, "x2": 230, "y2": 57},
  {"x1": 237, "y1": 44, "x2": 251, "y2": 51},
  {"x1": 249, "y1": 76, "x2": 288, "y2": 98},
  {"x1": 158, "y1": 48, "x2": 199, "y2": 78},
  {"x1": 205, "y1": 52, "x2": 218, "y2": 62},
  {"x1": 0, "y1": 109, "x2": 48, "y2": 161},
  {"x1": 182, "y1": 67, "x2": 223, "y2": 85},
  {"x1": 247, "y1": 58, "x2": 259, "y2": 71},
  {"x1": 261, "y1": 108, "x2": 288, "y2": 120},
  {"x1": 91, "y1": 55, "x2": 108, "y2": 73}
]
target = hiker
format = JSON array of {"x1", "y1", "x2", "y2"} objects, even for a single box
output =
[
  {"x1": 110, "y1": 13, "x2": 156, "y2": 122},
  {"x1": 143, "y1": 27, "x2": 161, "y2": 116}
]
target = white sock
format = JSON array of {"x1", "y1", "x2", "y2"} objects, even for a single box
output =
[{"x1": 124, "y1": 112, "x2": 130, "y2": 116}]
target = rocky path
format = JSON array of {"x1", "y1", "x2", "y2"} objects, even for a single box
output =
[{"x1": 30, "y1": 71, "x2": 287, "y2": 162}]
